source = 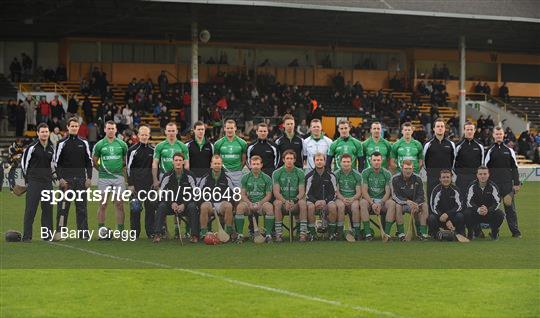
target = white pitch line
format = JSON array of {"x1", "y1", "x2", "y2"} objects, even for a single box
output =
[{"x1": 49, "y1": 242, "x2": 405, "y2": 318}]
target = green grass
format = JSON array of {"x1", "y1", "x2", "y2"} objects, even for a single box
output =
[{"x1": 1, "y1": 183, "x2": 539, "y2": 317}]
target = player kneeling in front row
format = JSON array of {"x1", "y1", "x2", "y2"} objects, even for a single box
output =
[
  {"x1": 463, "y1": 166, "x2": 505, "y2": 240},
  {"x1": 199, "y1": 155, "x2": 235, "y2": 241},
  {"x1": 272, "y1": 150, "x2": 307, "y2": 242},
  {"x1": 428, "y1": 169, "x2": 465, "y2": 239},
  {"x1": 360, "y1": 152, "x2": 394, "y2": 241},
  {"x1": 153, "y1": 153, "x2": 199, "y2": 243},
  {"x1": 335, "y1": 154, "x2": 362, "y2": 240},
  {"x1": 237, "y1": 155, "x2": 274, "y2": 243},
  {"x1": 390, "y1": 160, "x2": 430, "y2": 240},
  {"x1": 305, "y1": 153, "x2": 338, "y2": 240}
]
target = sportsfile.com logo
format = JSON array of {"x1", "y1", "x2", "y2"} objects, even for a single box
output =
[{"x1": 40, "y1": 186, "x2": 242, "y2": 205}]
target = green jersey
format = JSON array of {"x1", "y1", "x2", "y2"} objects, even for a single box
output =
[
  {"x1": 391, "y1": 138, "x2": 424, "y2": 173},
  {"x1": 92, "y1": 137, "x2": 128, "y2": 179},
  {"x1": 362, "y1": 137, "x2": 392, "y2": 169},
  {"x1": 154, "y1": 139, "x2": 189, "y2": 174},
  {"x1": 334, "y1": 168, "x2": 362, "y2": 198},
  {"x1": 327, "y1": 136, "x2": 364, "y2": 171},
  {"x1": 214, "y1": 135, "x2": 247, "y2": 172},
  {"x1": 241, "y1": 171, "x2": 273, "y2": 203},
  {"x1": 272, "y1": 166, "x2": 305, "y2": 200},
  {"x1": 361, "y1": 167, "x2": 392, "y2": 199}
]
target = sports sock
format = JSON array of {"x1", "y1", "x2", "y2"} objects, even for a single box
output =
[
  {"x1": 200, "y1": 228, "x2": 208, "y2": 238},
  {"x1": 385, "y1": 221, "x2": 395, "y2": 235},
  {"x1": 419, "y1": 225, "x2": 428, "y2": 235},
  {"x1": 275, "y1": 221, "x2": 283, "y2": 235},
  {"x1": 117, "y1": 224, "x2": 124, "y2": 231},
  {"x1": 264, "y1": 216, "x2": 275, "y2": 235},
  {"x1": 308, "y1": 223, "x2": 316, "y2": 236},
  {"x1": 225, "y1": 225, "x2": 233, "y2": 234},
  {"x1": 328, "y1": 222, "x2": 336, "y2": 235},
  {"x1": 300, "y1": 221, "x2": 307, "y2": 233},
  {"x1": 363, "y1": 221, "x2": 372, "y2": 236},
  {"x1": 234, "y1": 215, "x2": 245, "y2": 234},
  {"x1": 337, "y1": 221, "x2": 344, "y2": 238},
  {"x1": 353, "y1": 222, "x2": 360, "y2": 237},
  {"x1": 397, "y1": 223, "x2": 405, "y2": 234}
]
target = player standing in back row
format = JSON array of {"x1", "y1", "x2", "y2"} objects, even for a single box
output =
[
  {"x1": 390, "y1": 122, "x2": 424, "y2": 174},
  {"x1": 362, "y1": 121, "x2": 392, "y2": 169},
  {"x1": 327, "y1": 119, "x2": 364, "y2": 172},
  {"x1": 213, "y1": 119, "x2": 247, "y2": 189}
]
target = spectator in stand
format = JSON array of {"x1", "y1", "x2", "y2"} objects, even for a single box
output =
[
  {"x1": 243, "y1": 100, "x2": 255, "y2": 135},
  {"x1": 158, "y1": 71, "x2": 168, "y2": 97},
  {"x1": 21, "y1": 53, "x2": 32, "y2": 79},
  {"x1": 517, "y1": 130, "x2": 533, "y2": 157},
  {"x1": 80, "y1": 78, "x2": 90, "y2": 95},
  {"x1": 50, "y1": 95, "x2": 65, "y2": 124},
  {"x1": 102, "y1": 85, "x2": 114, "y2": 102},
  {"x1": 49, "y1": 126, "x2": 61, "y2": 146},
  {"x1": 56, "y1": 64, "x2": 67, "y2": 81},
  {"x1": 22, "y1": 95, "x2": 36, "y2": 131},
  {"x1": 78, "y1": 120, "x2": 89, "y2": 139},
  {"x1": 133, "y1": 112, "x2": 141, "y2": 128},
  {"x1": 38, "y1": 96, "x2": 51, "y2": 124},
  {"x1": 296, "y1": 119, "x2": 309, "y2": 138},
  {"x1": 474, "y1": 81, "x2": 483, "y2": 93},
  {"x1": 505, "y1": 127, "x2": 516, "y2": 144},
  {"x1": 498, "y1": 82, "x2": 510, "y2": 101},
  {"x1": 159, "y1": 106, "x2": 171, "y2": 133},
  {"x1": 67, "y1": 94, "x2": 79, "y2": 119},
  {"x1": 441, "y1": 64, "x2": 450, "y2": 79},
  {"x1": 15, "y1": 101, "x2": 26, "y2": 137},
  {"x1": 0, "y1": 103, "x2": 8, "y2": 135},
  {"x1": 447, "y1": 115, "x2": 459, "y2": 138},
  {"x1": 49, "y1": 117, "x2": 61, "y2": 131},
  {"x1": 87, "y1": 122, "x2": 98, "y2": 149},
  {"x1": 82, "y1": 95, "x2": 93, "y2": 123},
  {"x1": 484, "y1": 115, "x2": 495, "y2": 130},
  {"x1": 413, "y1": 125, "x2": 427, "y2": 144},
  {"x1": 123, "y1": 104, "x2": 133, "y2": 129},
  {"x1": 333, "y1": 72, "x2": 345, "y2": 91},
  {"x1": 10, "y1": 58, "x2": 22, "y2": 82},
  {"x1": 420, "y1": 112, "x2": 432, "y2": 139},
  {"x1": 476, "y1": 115, "x2": 485, "y2": 130},
  {"x1": 352, "y1": 94, "x2": 362, "y2": 111},
  {"x1": 432, "y1": 63, "x2": 439, "y2": 79},
  {"x1": 482, "y1": 82, "x2": 491, "y2": 95},
  {"x1": 114, "y1": 107, "x2": 127, "y2": 132}
]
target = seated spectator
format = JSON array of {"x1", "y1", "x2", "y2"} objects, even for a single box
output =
[
  {"x1": 474, "y1": 81, "x2": 483, "y2": 93},
  {"x1": 351, "y1": 95, "x2": 362, "y2": 111},
  {"x1": 49, "y1": 127, "x2": 62, "y2": 146},
  {"x1": 482, "y1": 82, "x2": 491, "y2": 95},
  {"x1": 333, "y1": 72, "x2": 345, "y2": 90},
  {"x1": 296, "y1": 119, "x2": 309, "y2": 138}
]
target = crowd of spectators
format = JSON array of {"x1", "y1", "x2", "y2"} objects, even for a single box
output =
[{"x1": 9, "y1": 53, "x2": 66, "y2": 83}]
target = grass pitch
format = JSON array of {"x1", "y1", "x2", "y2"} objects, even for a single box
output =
[{"x1": 1, "y1": 183, "x2": 539, "y2": 318}]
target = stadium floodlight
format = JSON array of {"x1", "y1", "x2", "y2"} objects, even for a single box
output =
[{"x1": 199, "y1": 30, "x2": 211, "y2": 43}]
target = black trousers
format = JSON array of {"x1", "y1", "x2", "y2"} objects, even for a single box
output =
[
  {"x1": 129, "y1": 184, "x2": 156, "y2": 238},
  {"x1": 23, "y1": 180, "x2": 53, "y2": 240},
  {"x1": 57, "y1": 177, "x2": 88, "y2": 232},
  {"x1": 426, "y1": 173, "x2": 439, "y2": 209},
  {"x1": 463, "y1": 208, "x2": 504, "y2": 238},
  {"x1": 154, "y1": 202, "x2": 199, "y2": 236},
  {"x1": 494, "y1": 181, "x2": 520, "y2": 236},
  {"x1": 428, "y1": 212, "x2": 465, "y2": 235},
  {"x1": 455, "y1": 174, "x2": 476, "y2": 202}
]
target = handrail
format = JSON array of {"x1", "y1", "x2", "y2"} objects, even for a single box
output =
[
  {"x1": 17, "y1": 82, "x2": 74, "y2": 101},
  {"x1": 490, "y1": 95, "x2": 529, "y2": 123}
]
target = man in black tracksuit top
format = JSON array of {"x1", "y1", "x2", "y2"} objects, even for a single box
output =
[
  {"x1": 423, "y1": 119, "x2": 455, "y2": 208},
  {"x1": 463, "y1": 166, "x2": 504, "y2": 240},
  {"x1": 276, "y1": 114, "x2": 304, "y2": 169},
  {"x1": 126, "y1": 125, "x2": 155, "y2": 238},
  {"x1": 54, "y1": 117, "x2": 93, "y2": 234},
  {"x1": 454, "y1": 122, "x2": 485, "y2": 197},
  {"x1": 247, "y1": 123, "x2": 280, "y2": 177},
  {"x1": 186, "y1": 121, "x2": 213, "y2": 181},
  {"x1": 21, "y1": 123, "x2": 55, "y2": 241},
  {"x1": 485, "y1": 127, "x2": 521, "y2": 237},
  {"x1": 428, "y1": 169, "x2": 465, "y2": 236},
  {"x1": 305, "y1": 153, "x2": 338, "y2": 240},
  {"x1": 152, "y1": 153, "x2": 198, "y2": 243}
]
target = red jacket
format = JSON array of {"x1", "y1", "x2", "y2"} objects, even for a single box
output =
[{"x1": 39, "y1": 101, "x2": 51, "y2": 116}]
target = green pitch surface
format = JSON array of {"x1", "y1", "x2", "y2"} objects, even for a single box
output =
[{"x1": 1, "y1": 184, "x2": 539, "y2": 318}]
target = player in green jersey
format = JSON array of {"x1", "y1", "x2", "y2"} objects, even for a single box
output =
[
  {"x1": 152, "y1": 122, "x2": 189, "y2": 188},
  {"x1": 92, "y1": 121, "x2": 128, "y2": 232},
  {"x1": 327, "y1": 119, "x2": 364, "y2": 171},
  {"x1": 213, "y1": 119, "x2": 247, "y2": 188},
  {"x1": 334, "y1": 154, "x2": 362, "y2": 240},
  {"x1": 362, "y1": 121, "x2": 392, "y2": 169},
  {"x1": 390, "y1": 122, "x2": 424, "y2": 174},
  {"x1": 272, "y1": 150, "x2": 307, "y2": 242},
  {"x1": 237, "y1": 155, "x2": 274, "y2": 243},
  {"x1": 360, "y1": 151, "x2": 394, "y2": 241}
]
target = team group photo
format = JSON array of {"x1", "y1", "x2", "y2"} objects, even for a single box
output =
[{"x1": 1, "y1": 1, "x2": 539, "y2": 317}]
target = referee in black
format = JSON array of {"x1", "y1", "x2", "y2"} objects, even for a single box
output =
[
  {"x1": 423, "y1": 118, "x2": 455, "y2": 207},
  {"x1": 485, "y1": 126, "x2": 521, "y2": 238},
  {"x1": 454, "y1": 121, "x2": 485, "y2": 196},
  {"x1": 276, "y1": 114, "x2": 304, "y2": 169},
  {"x1": 186, "y1": 121, "x2": 213, "y2": 183},
  {"x1": 428, "y1": 169, "x2": 465, "y2": 236},
  {"x1": 54, "y1": 117, "x2": 93, "y2": 235},
  {"x1": 463, "y1": 166, "x2": 505, "y2": 240},
  {"x1": 21, "y1": 123, "x2": 55, "y2": 241},
  {"x1": 126, "y1": 124, "x2": 155, "y2": 238},
  {"x1": 247, "y1": 122, "x2": 279, "y2": 177}
]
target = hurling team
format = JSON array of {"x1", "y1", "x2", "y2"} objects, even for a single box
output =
[{"x1": 20, "y1": 113, "x2": 522, "y2": 243}]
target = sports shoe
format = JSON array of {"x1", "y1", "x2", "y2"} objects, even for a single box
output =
[
  {"x1": 308, "y1": 233, "x2": 316, "y2": 242},
  {"x1": 265, "y1": 235, "x2": 273, "y2": 243},
  {"x1": 153, "y1": 235, "x2": 161, "y2": 243},
  {"x1": 190, "y1": 236, "x2": 199, "y2": 243},
  {"x1": 491, "y1": 231, "x2": 500, "y2": 241},
  {"x1": 235, "y1": 234, "x2": 244, "y2": 244},
  {"x1": 274, "y1": 234, "x2": 283, "y2": 242},
  {"x1": 365, "y1": 234, "x2": 373, "y2": 241},
  {"x1": 418, "y1": 233, "x2": 430, "y2": 241},
  {"x1": 299, "y1": 233, "x2": 307, "y2": 242},
  {"x1": 512, "y1": 233, "x2": 522, "y2": 239},
  {"x1": 398, "y1": 233, "x2": 406, "y2": 241},
  {"x1": 328, "y1": 233, "x2": 337, "y2": 241}
]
